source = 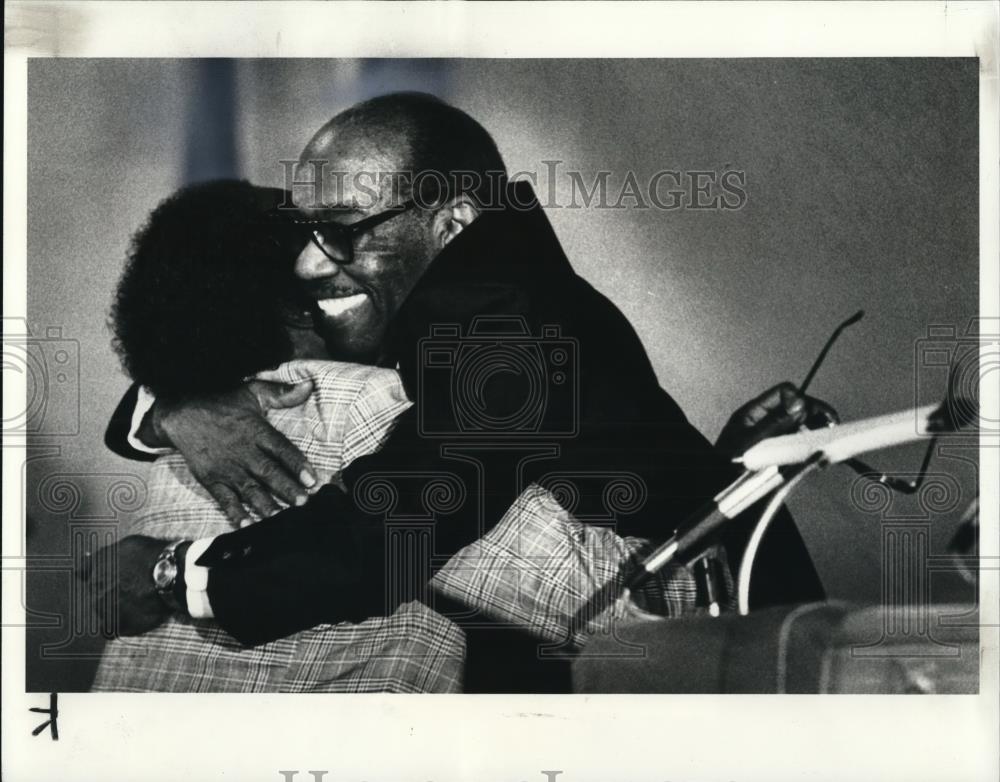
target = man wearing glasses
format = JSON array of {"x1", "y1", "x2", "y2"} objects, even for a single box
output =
[{"x1": 96, "y1": 93, "x2": 827, "y2": 688}]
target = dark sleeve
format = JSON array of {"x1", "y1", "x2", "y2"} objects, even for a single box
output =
[
  {"x1": 198, "y1": 485, "x2": 391, "y2": 647},
  {"x1": 200, "y1": 416, "x2": 488, "y2": 647},
  {"x1": 104, "y1": 383, "x2": 158, "y2": 462}
]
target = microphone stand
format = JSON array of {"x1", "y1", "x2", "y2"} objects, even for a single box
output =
[{"x1": 622, "y1": 460, "x2": 814, "y2": 600}]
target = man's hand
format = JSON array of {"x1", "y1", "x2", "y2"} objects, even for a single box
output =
[
  {"x1": 715, "y1": 381, "x2": 839, "y2": 458},
  {"x1": 150, "y1": 381, "x2": 317, "y2": 525},
  {"x1": 79, "y1": 535, "x2": 173, "y2": 637}
]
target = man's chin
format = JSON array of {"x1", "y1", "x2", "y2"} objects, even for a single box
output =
[{"x1": 317, "y1": 317, "x2": 383, "y2": 363}]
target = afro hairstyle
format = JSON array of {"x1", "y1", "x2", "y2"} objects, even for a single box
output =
[{"x1": 111, "y1": 179, "x2": 309, "y2": 401}]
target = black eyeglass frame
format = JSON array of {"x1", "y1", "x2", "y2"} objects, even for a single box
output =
[{"x1": 266, "y1": 200, "x2": 419, "y2": 264}]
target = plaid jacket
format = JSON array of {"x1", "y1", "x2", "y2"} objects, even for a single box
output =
[{"x1": 92, "y1": 360, "x2": 702, "y2": 693}]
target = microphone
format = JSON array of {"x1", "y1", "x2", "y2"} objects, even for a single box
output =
[{"x1": 625, "y1": 465, "x2": 786, "y2": 591}]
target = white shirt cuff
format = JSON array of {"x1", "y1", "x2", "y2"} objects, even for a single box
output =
[
  {"x1": 127, "y1": 386, "x2": 173, "y2": 455},
  {"x1": 184, "y1": 537, "x2": 215, "y2": 619}
]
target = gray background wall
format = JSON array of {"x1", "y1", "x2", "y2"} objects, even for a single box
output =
[{"x1": 24, "y1": 59, "x2": 979, "y2": 690}]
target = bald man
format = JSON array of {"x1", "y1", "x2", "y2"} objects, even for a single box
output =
[{"x1": 100, "y1": 94, "x2": 826, "y2": 676}]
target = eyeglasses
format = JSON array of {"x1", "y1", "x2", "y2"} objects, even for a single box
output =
[
  {"x1": 800, "y1": 309, "x2": 938, "y2": 495},
  {"x1": 266, "y1": 200, "x2": 418, "y2": 265}
]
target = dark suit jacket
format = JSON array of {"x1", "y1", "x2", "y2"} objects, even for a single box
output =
[{"x1": 107, "y1": 181, "x2": 824, "y2": 649}]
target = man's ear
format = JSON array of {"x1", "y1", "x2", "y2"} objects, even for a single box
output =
[{"x1": 432, "y1": 195, "x2": 480, "y2": 250}]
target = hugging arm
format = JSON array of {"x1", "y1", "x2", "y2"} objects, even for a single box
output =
[
  {"x1": 105, "y1": 379, "x2": 825, "y2": 647},
  {"x1": 104, "y1": 381, "x2": 319, "y2": 523}
]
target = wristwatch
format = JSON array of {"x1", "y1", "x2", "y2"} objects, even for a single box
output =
[{"x1": 152, "y1": 539, "x2": 190, "y2": 613}]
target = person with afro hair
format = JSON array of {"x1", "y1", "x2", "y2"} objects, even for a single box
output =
[
  {"x1": 97, "y1": 179, "x2": 474, "y2": 691},
  {"x1": 110, "y1": 179, "x2": 325, "y2": 402}
]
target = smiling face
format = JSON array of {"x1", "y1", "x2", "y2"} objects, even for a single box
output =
[{"x1": 292, "y1": 127, "x2": 440, "y2": 363}]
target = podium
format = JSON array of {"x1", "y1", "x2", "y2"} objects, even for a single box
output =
[{"x1": 572, "y1": 602, "x2": 979, "y2": 693}]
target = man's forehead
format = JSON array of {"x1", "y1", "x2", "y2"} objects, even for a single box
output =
[
  {"x1": 293, "y1": 155, "x2": 410, "y2": 214},
  {"x1": 294, "y1": 124, "x2": 412, "y2": 210}
]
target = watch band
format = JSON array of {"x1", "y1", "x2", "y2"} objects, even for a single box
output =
[{"x1": 152, "y1": 539, "x2": 190, "y2": 613}]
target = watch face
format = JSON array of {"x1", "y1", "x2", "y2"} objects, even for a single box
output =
[{"x1": 152, "y1": 556, "x2": 177, "y2": 591}]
